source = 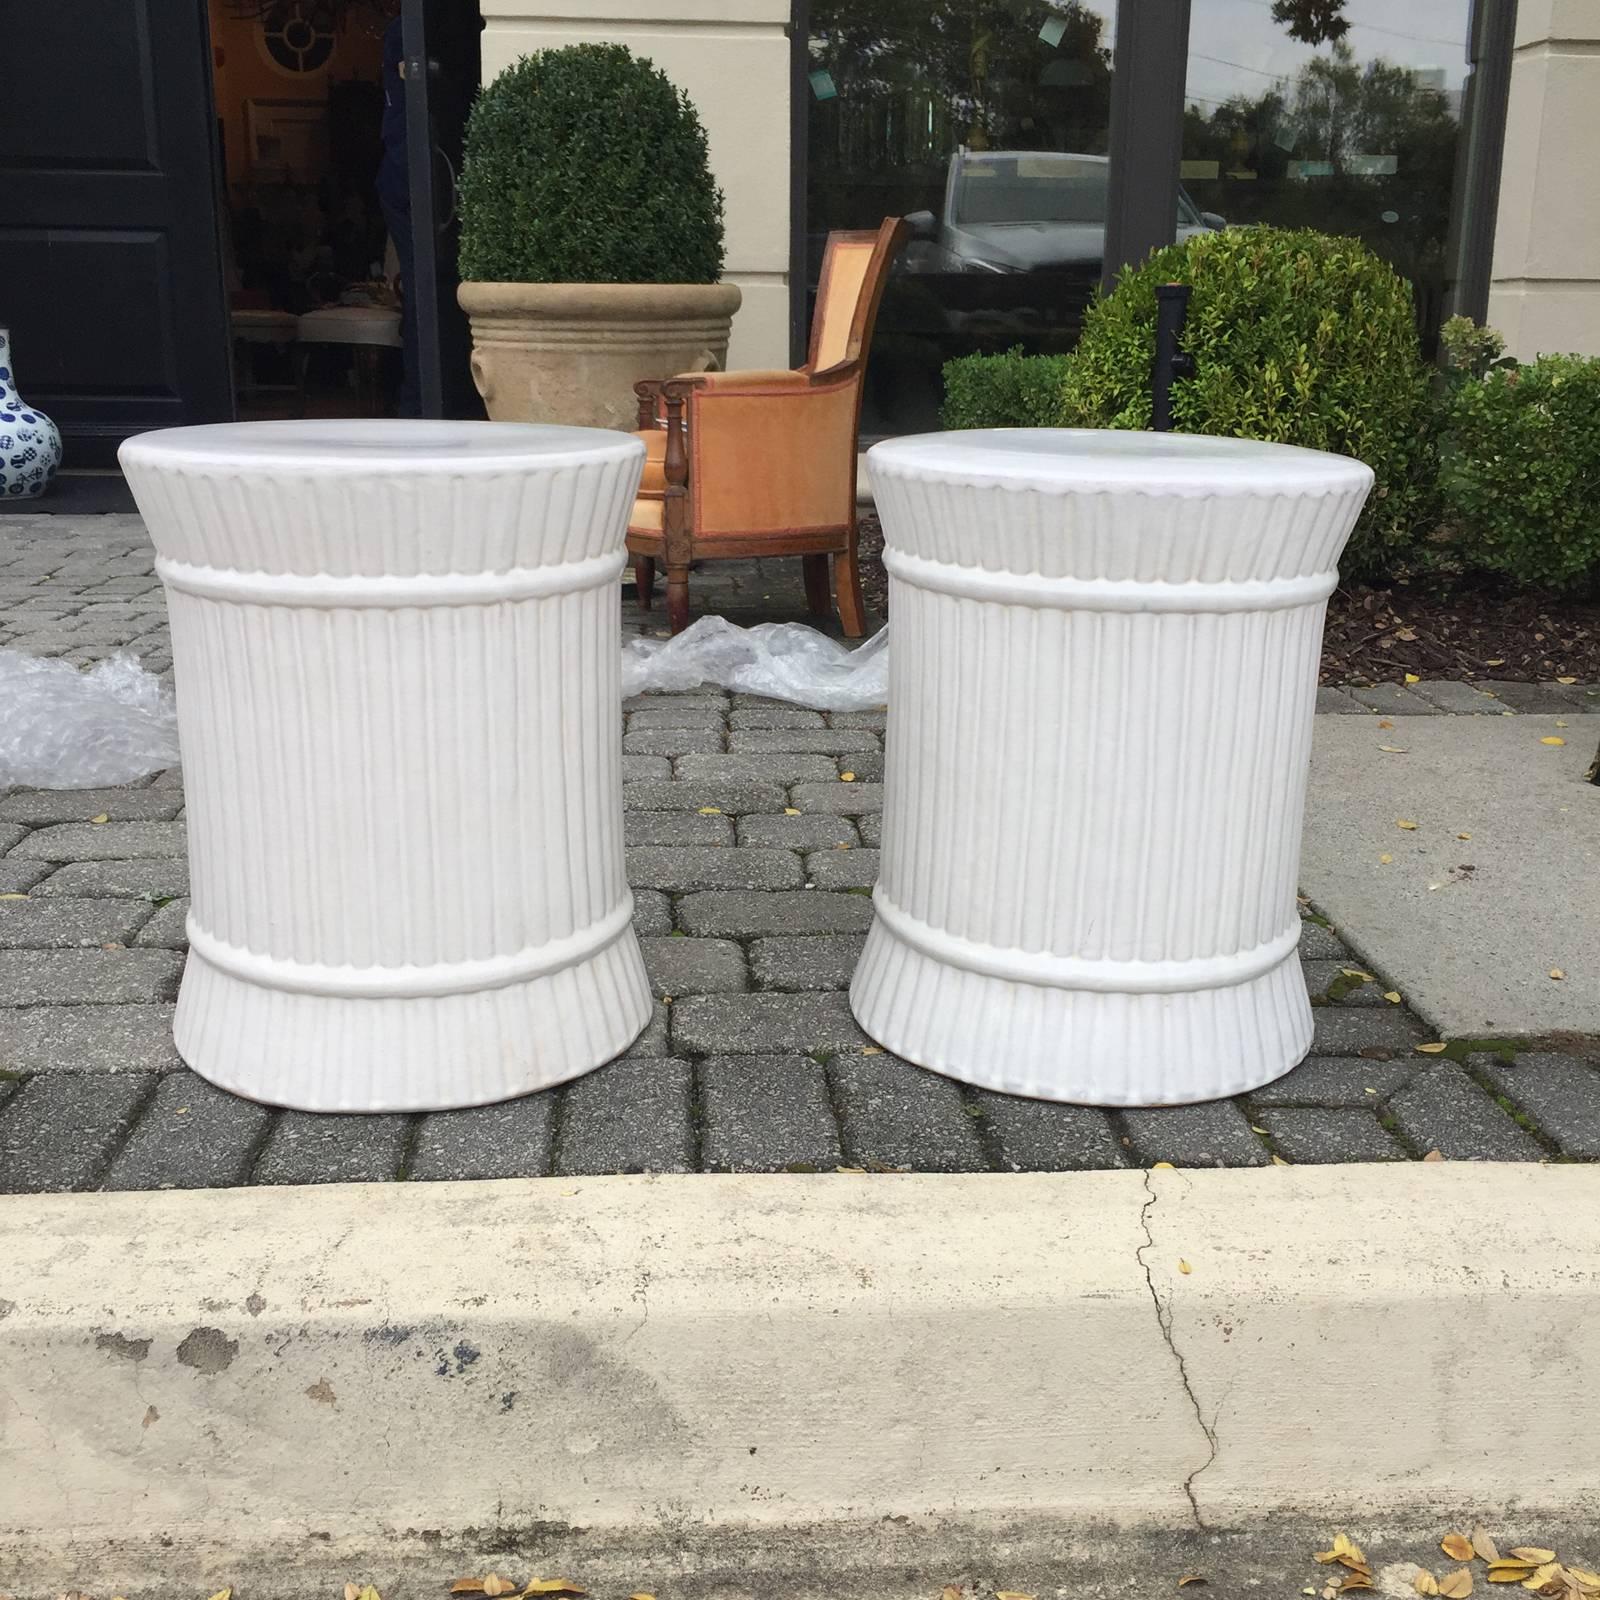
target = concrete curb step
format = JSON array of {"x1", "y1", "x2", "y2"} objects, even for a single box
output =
[{"x1": 2, "y1": 1166, "x2": 1598, "y2": 1594}]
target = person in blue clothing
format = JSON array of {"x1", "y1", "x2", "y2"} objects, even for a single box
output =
[{"x1": 378, "y1": 9, "x2": 420, "y2": 416}]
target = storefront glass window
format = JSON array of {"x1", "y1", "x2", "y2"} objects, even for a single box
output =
[
  {"x1": 1182, "y1": 0, "x2": 1472, "y2": 354},
  {"x1": 806, "y1": 0, "x2": 1117, "y2": 434}
]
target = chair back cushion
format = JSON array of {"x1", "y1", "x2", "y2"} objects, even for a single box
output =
[{"x1": 807, "y1": 218, "x2": 907, "y2": 373}]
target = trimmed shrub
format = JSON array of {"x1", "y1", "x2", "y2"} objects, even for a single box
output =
[
  {"x1": 941, "y1": 348, "x2": 1073, "y2": 430},
  {"x1": 1434, "y1": 343, "x2": 1600, "y2": 589},
  {"x1": 459, "y1": 44, "x2": 725, "y2": 285},
  {"x1": 1060, "y1": 227, "x2": 1432, "y2": 574}
]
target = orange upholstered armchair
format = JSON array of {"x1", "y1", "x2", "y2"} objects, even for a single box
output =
[{"x1": 628, "y1": 217, "x2": 907, "y2": 636}]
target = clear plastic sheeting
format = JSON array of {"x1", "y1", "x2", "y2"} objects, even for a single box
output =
[
  {"x1": 0, "y1": 650, "x2": 180, "y2": 789},
  {"x1": 621, "y1": 616, "x2": 888, "y2": 711}
]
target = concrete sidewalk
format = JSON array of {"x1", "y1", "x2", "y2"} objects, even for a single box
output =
[{"x1": 1303, "y1": 713, "x2": 1600, "y2": 1038}]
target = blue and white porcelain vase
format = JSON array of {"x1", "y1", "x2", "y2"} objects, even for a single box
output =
[{"x1": 0, "y1": 328, "x2": 63, "y2": 499}]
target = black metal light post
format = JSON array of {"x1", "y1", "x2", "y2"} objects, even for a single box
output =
[{"x1": 1151, "y1": 282, "x2": 1194, "y2": 432}]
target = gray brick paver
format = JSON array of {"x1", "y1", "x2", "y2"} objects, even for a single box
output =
[
  {"x1": 789, "y1": 780, "x2": 884, "y2": 815},
  {"x1": 0, "y1": 1003, "x2": 182, "y2": 1073},
  {"x1": 1256, "y1": 1107, "x2": 1408, "y2": 1163},
  {"x1": 1248, "y1": 1054, "x2": 1417, "y2": 1107},
  {"x1": 624, "y1": 780, "x2": 788, "y2": 814},
  {"x1": 0, "y1": 947, "x2": 183, "y2": 1005},
  {"x1": 624, "y1": 810, "x2": 734, "y2": 847},
  {"x1": 132, "y1": 896, "x2": 189, "y2": 948},
  {"x1": 1387, "y1": 1064, "x2": 1545, "y2": 1161},
  {"x1": 0, "y1": 1071, "x2": 156, "y2": 1193},
  {"x1": 0, "y1": 897, "x2": 153, "y2": 949},
  {"x1": 700, "y1": 1054, "x2": 843, "y2": 1172},
  {"x1": 749, "y1": 934, "x2": 866, "y2": 991},
  {"x1": 640, "y1": 936, "x2": 747, "y2": 998},
  {"x1": 677, "y1": 890, "x2": 874, "y2": 938},
  {"x1": 671, "y1": 991, "x2": 870, "y2": 1056},
  {"x1": 737, "y1": 813, "x2": 859, "y2": 849},
  {"x1": 11, "y1": 820, "x2": 186, "y2": 861},
  {"x1": 101, "y1": 1071, "x2": 273, "y2": 1190},
  {"x1": 804, "y1": 847, "x2": 879, "y2": 890},
  {"x1": 0, "y1": 788, "x2": 182, "y2": 826},
  {"x1": 1474, "y1": 1052, "x2": 1600, "y2": 1159},
  {"x1": 675, "y1": 752, "x2": 839, "y2": 785},
  {"x1": 252, "y1": 1112, "x2": 412, "y2": 1185},
  {"x1": 1119, "y1": 1101, "x2": 1271, "y2": 1168},
  {"x1": 626, "y1": 845, "x2": 803, "y2": 893},
  {"x1": 555, "y1": 1056, "x2": 694, "y2": 1175},
  {"x1": 830, "y1": 1053, "x2": 989, "y2": 1172},
  {"x1": 410, "y1": 1095, "x2": 556, "y2": 1181},
  {"x1": 727, "y1": 729, "x2": 880, "y2": 755},
  {"x1": 977, "y1": 1093, "x2": 1130, "y2": 1171}
]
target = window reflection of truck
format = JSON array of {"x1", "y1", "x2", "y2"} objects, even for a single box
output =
[{"x1": 901, "y1": 149, "x2": 1223, "y2": 340}]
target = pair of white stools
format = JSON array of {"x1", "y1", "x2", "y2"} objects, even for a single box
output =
[{"x1": 121, "y1": 421, "x2": 1370, "y2": 1114}]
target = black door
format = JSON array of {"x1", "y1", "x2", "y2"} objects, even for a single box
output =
[
  {"x1": 402, "y1": 0, "x2": 483, "y2": 418},
  {"x1": 0, "y1": 0, "x2": 232, "y2": 465}
]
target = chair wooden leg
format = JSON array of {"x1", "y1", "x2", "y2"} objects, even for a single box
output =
[
  {"x1": 836, "y1": 539, "x2": 868, "y2": 639},
  {"x1": 667, "y1": 566, "x2": 690, "y2": 634},
  {"x1": 633, "y1": 556, "x2": 656, "y2": 609},
  {"x1": 802, "y1": 554, "x2": 833, "y2": 621}
]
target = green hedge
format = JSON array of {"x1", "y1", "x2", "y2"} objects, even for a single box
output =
[
  {"x1": 1058, "y1": 228, "x2": 1432, "y2": 576},
  {"x1": 942, "y1": 349, "x2": 1072, "y2": 430},
  {"x1": 1435, "y1": 338, "x2": 1600, "y2": 589},
  {"x1": 459, "y1": 44, "x2": 725, "y2": 285}
]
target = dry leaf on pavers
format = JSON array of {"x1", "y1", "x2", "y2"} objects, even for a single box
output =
[
  {"x1": 1340, "y1": 1575, "x2": 1376, "y2": 1592},
  {"x1": 1177, "y1": 1576, "x2": 1207, "y2": 1587},
  {"x1": 1416, "y1": 1573, "x2": 1442, "y2": 1596},
  {"x1": 1512, "y1": 1554, "x2": 1559, "y2": 1567},
  {"x1": 1424, "y1": 1150, "x2": 1446, "y2": 1162},
  {"x1": 1541, "y1": 738, "x2": 1566, "y2": 747},
  {"x1": 206, "y1": 1591, "x2": 233, "y2": 1600},
  {"x1": 1379, "y1": 746, "x2": 1408, "y2": 754},
  {"x1": 994, "y1": 1591, "x2": 1036, "y2": 1599},
  {"x1": 1317, "y1": 1535, "x2": 1370, "y2": 1572},
  {"x1": 1475, "y1": 1530, "x2": 1503, "y2": 1565},
  {"x1": 1521, "y1": 1565, "x2": 1565, "y2": 1594},
  {"x1": 1397, "y1": 819, "x2": 1419, "y2": 830},
  {"x1": 1567, "y1": 1572, "x2": 1600, "y2": 1594},
  {"x1": 1417, "y1": 1043, "x2": 1449, "y2": 1054},
  {"x1": 522, "y1": 1583, "x2": 585, "y2": 1597},
  {"x1": 1440, "y1": 1571, "x2": 1475, "y2": 1598},
  {"x1": 940, "y1": 1586, "x2": 964, "y2": 1600},
  {"x1": 451, "y1": 1584, "x2": 488, "y2": 1595},
  {"x1": 1179, "y1": 1259, "x2": 1193, "y2": 1274},
  {"x1": 630, "y1": 1593, "x2": 658, "y2": 1599},
  {"x1": 1444, "y1": 1538, "x2": 1476, "y2": 1563},
  {"x1": 483, "y1": 1579, "x2": 518, "y2": 1597},
  {"x1": 346, "y1": 1585, "x2": 361, "y2": 1600},
  {"x1": 1488, "y1": 1564, "x2": 1539, "y2": 1584},
  {"x1": 89, "y1": 813, "x2": 108, "y2": 824},
  {"x1": 1380, "y1": 854, "x2": 1393, "y2": 864},
  {"x1": 1550, "y1": 970, "x2": 1566, "y2": 981},
  {"x1": 1384, "y1": 992, "x2": 1403, "y2": 1004}
]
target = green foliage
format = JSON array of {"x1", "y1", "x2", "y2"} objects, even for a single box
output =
[
  {"x1": 941, "y1": 348, "x2": 1072, "y2": 429},
  {"x1": 1058, "y1": 226, "x2": 1432, "y2": 573},
  {"x1": 1438, "y1": 314, "x2": 1508, "y2": 381},
  {"x1": 1434, "y1": 347, "x2": 1600, "y2": 589},
  {"x1": 458, "y1": 45, "x2": 725, "y2": 285}
]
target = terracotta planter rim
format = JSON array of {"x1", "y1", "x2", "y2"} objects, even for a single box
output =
[{"x1": 458, "y1": 280, "x2": 742, "y2": 320}]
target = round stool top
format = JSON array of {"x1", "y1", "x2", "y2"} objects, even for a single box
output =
[
  {"x1": 869, "y1": 427, "x2": 1374, "y2": 498},
  {"x1": 296, "y1": 305, "x2": 403, "y2": 348},
  {"x1": 121, "y1": 419, "x2": 644, "y2": 476}
]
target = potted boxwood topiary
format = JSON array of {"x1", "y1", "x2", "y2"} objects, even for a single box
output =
[{"x1": 457, "y1": 43, "x2": 740, "y2": 429}]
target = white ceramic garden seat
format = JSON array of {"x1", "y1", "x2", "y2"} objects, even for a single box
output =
[
  {"x1": 850, "y1": 428, "x2": 1374, "y2": 1105},
  {"x1": 120, "y1": 419, "x2": 651, "y2": 1112}
]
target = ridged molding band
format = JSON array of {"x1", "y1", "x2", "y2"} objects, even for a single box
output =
[
  {"x1": 155, "y1": 549, "x2": 627, "y2": 609},
  {"x1": 882, "y1": 547, "x2": 1338, "y2": 614},
  {"x1": 185, "y1": 895, "x2": 637, "y2": 999},
  {"x1": 870, "y1": 891, "x2": 1301, "y2": 994}
]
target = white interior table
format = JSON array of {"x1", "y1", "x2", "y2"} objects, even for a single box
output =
[
  {"x1": 850, "y1": 428, "x2": 1373, "y2": 1106},
  {"x1": 120, "y1": 419, "x2": 650, "y2": 1112}
]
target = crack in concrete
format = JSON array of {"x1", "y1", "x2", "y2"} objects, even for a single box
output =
[{"x1": 1136, "y1": 1169, "x2": 1219, "y2": 1532}]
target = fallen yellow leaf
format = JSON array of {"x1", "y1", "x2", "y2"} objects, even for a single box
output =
[
  {"x1": 1520, "y1": 1565, "x2": 1562, "y2": 1593},
  {"x1": 1550, "y1": 969, "x2": 1566, "y2": 981},
  {"x1": 784, "y1": 807, "x2": 801, "y2": 815},
  {"x1": 697, "y1": 806, "x2": 721, "y2": 815},
  {"x1": 995, "y1": 1592, "x2": 1036, "y2": 1599},
  {"x1": 1415, "y1": 1572, "x2": 1441, "y2": 1597},
  {"x1": 1473, "y1": 1528, "x2": 1501, "y2": 1564},
  {"x1": 1272, "y1": 1153, "x2": 1291, "y2": 1166},
  {"x1": 358, "y1": 1589, "x2": 382, "y2": 1600},
  {"x1": 1379, "y1": 745, "x2": 1408, "y2": 754},
  {"x1": 1557, "y1": 676, "x2": 1578, "y2": 685},
  {"x1": 1343, "y1": 1577, "x2": 1376, "y2": 1592},
  {"x1": 1458, "y1": 833, "x2": 1472, "y2": 841},
  {"x1": 839, "y1": 771, "x2": 857, "y2": 782},
  {"x1": 1384, "y1": 991, "x2": 1402, "y2": 1004},
  {"x1": 630, "y1": 1594, "x2": 658, "y2": 1600},
  {"x1": 1510, "y1": 1553, "x2": 1557, "y2": 1567},
  {"x1": 1379, "y1": 854, "x2": 1393, "y2": 865},
  {"x1": 941, "y1": 1588, "x2": 964, "y2": 1600},
  {"x1": 1179, "y1": 1259, "x2": 1192, "y2": 1274},
  {"x1": 1405, "y1": 673, "x2": 1421, "y2": 684},
  {"x1": 89, "y1": 813, "x2": 109, "y2": 824},
  {"x1": 483, "y1": 1578, "x2": 516, "y2": 1598},
  {"x1": 1566, "y1": 1571, "x2": 1600, "y2": 1591},
  {"x1": 345, "y1": 1585, "x2": 361, "y2": 1600},
  {"x1": 0, "y1": 892, "x2": 29, "y2": 900},
  {"x1": 1316, "y1": 1535, "x2": 1367, "y2": 1568},
  {"x1": 451, "y1": 1583, "x2": 487, "y2": 1594},
  {"x1": 1443, "y1": 1537, "x2": 1475, "y2": 1563},
  {"x1": 522, "y1": 1583, "x2": 586, "y2": 1597},
  {"x1": 1152, "y1": 1161, "x2": 1175, "y2": 1170},
  {"x1": 1397, "y1": 818, "x2": 1419, "y2": 830},
  {"x1": 1487, "y1": 658, "x2": 1505, "y2": 666},
  {"x1": 1417, "y1": 1042, "x2": 1449, "y2": 1054},
  {"x1": 1423, "y1": 1149, "x2": 1446, "y2": 1162},
  {"x1": 1439, "y1": 1570, "x2": 1474, "y2": 1599},
  {"x1": 861, "y1": 1044, "x2": 883, "y2": 1055},
  {"x1": 206, "y1": 1591, "x2": 233, "y2": 1600},
  {"x1": 1378, "y1": 718, "x2": 1395, "y2": 729},
  {"x1": 1178, "y1": 1578, "x2": 1208, "y2": 1589},
  {"x1": 1540, "y1": 736, "x2": 1566, "y2": 747},
  {"x1": 1487, "y1": 1562, "x2": 1537, "y2": 1584}
]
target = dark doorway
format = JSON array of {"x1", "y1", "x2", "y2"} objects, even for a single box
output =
[{"x1": 0, "y1": 0, "x2": 235, "y2": 464}]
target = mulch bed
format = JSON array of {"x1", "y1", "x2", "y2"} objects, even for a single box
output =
[{"x1": 856, "y1": 514, "x2": 1600, "y2": 685}]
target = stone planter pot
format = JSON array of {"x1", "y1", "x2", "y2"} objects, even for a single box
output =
[
  {"x1": 851, "y1": 428, "x2": 1373, "y2": 1106},
  {"x1": 458, "y1": 281, "x2": 742, "y2": 430},
  {"x1": 120, "y1": 419, "x2": 652, "y2": 1112}
]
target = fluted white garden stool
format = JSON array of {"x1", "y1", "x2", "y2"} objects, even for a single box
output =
[
  {"x1": 120, "y1": 420, "x2": 651, "y2": 1112},
  {"x1": 851, "y1": 429, "x2": 1373, "y2": 1105}
]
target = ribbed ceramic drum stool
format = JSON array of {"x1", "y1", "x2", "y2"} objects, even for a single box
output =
[
  {"x1": 850, "y1": 429, "x2": 1373, "y2": 1105},
  {"x1": 120, "y1": 420, "x2": 651, "y2": 1111}
]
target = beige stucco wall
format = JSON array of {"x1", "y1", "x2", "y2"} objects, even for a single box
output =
[
  {"x1": 1487, "y1": 0, "x2": 1600, "y2": 356},
  {"x1": 478, "y1": 0, "x2": 792, "y2": 371}
]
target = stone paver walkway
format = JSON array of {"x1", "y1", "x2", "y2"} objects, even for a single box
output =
[{"x1": 2, "y1": 514, "x2": 1598, "y2": 1191}]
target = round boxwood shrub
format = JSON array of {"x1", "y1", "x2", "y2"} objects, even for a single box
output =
[
  {"x1": 1435, "y1": 347, "x2": 1600, "y2": 589},
  {"x1": 1059, "y1": 227, "x2": 1432, "y2": 574},
  {"x1": 459, "y1": 44, "x2": 725, "y2": 285}
]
